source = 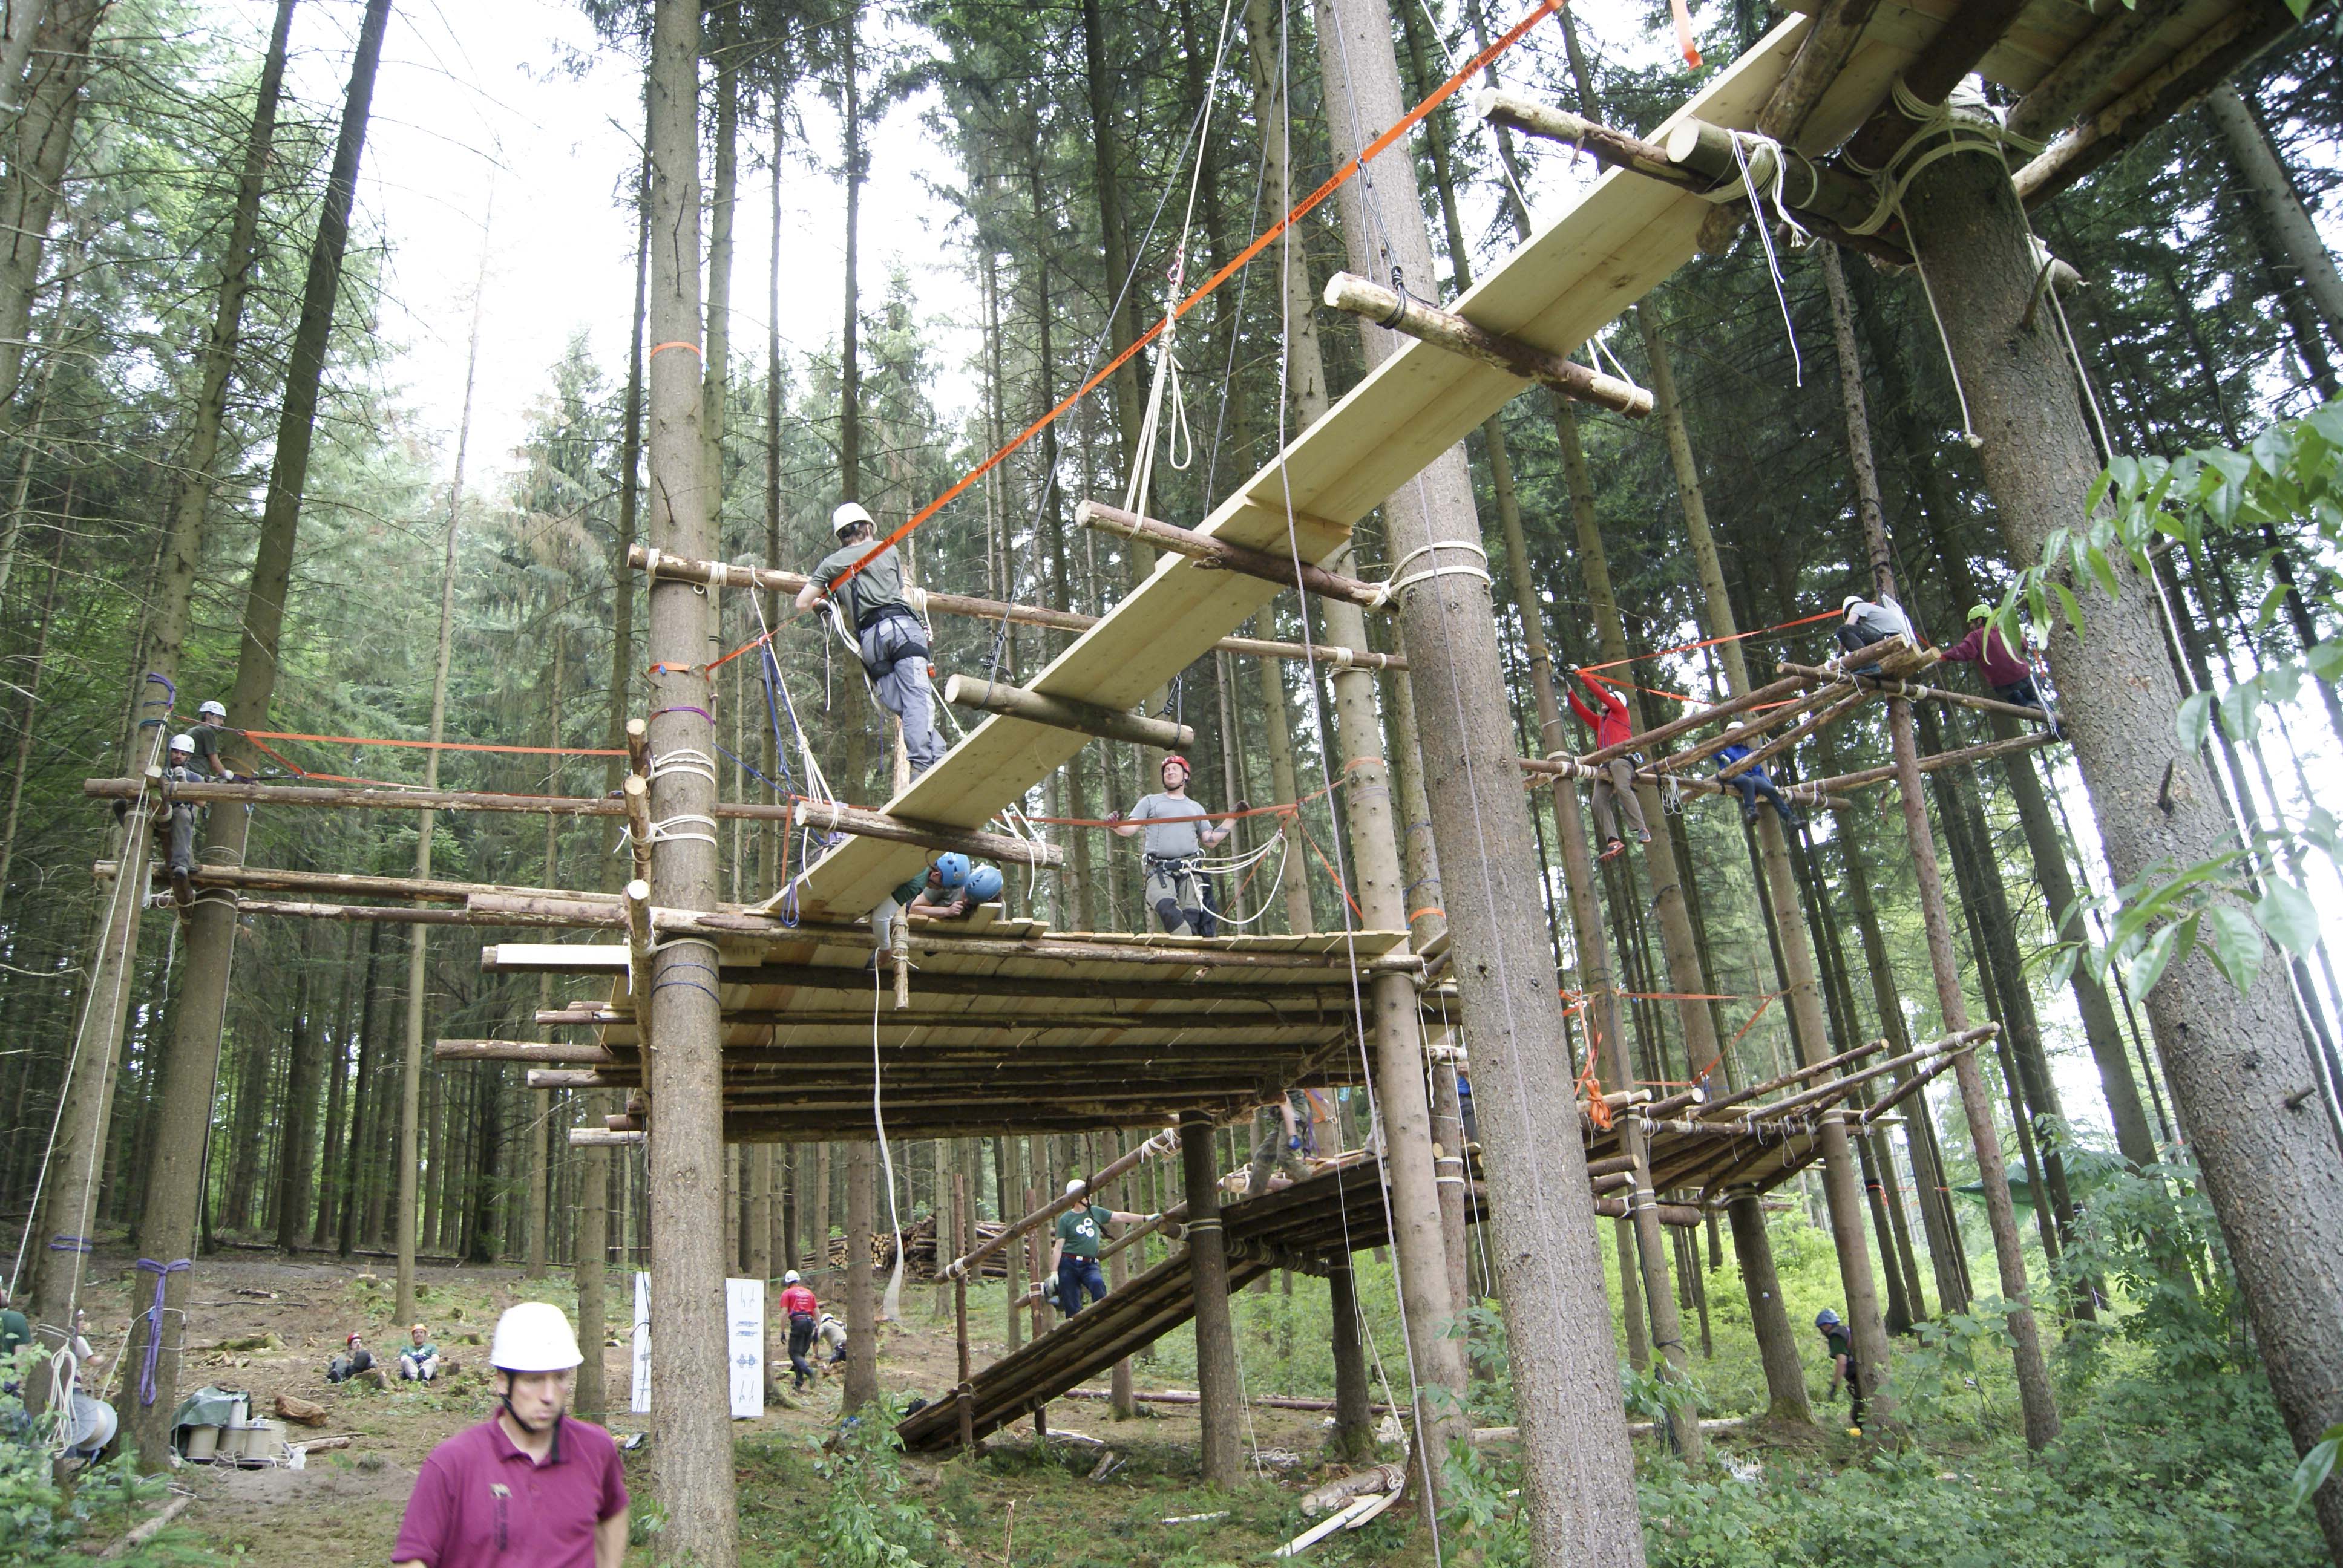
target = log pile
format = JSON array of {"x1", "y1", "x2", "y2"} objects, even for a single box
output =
[{"x1": 819, "y1": 1217, "x2": 1015, "y2": 1281}]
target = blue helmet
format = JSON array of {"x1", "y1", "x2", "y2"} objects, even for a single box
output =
[
  {"x1": 931, "y1": 852, "x2": 971, "y2": 890},
  {"x1": 1815, "y1": 1308, "x2": 1841, "y2": 1328},
  {"x1": 965, "y1": 864, "x2": 1004, "y2": 902}
]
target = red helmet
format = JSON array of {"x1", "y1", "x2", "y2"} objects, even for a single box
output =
[
  {"x1": 347, "y1": 1332, "x2": 362, "y2": 1345},
  {"x1": 1160, "y1": 753, "x2": 1191, "y2": 779}
]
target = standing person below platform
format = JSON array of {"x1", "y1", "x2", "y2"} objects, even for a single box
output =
[
  {"x1": 796, "y1": 500, "x2": 946, "y2": 782},
  {"x1": 1107, "y1": 754, "x2": 1236, "y2": 936},
  {"x1": 1565, "y1": 670, "x2": 1648, "y2": 863},
  {"x1": 1714, "y1": 719, "x2": 1806, "y2": 829},
  {"x1": 1942, "y1": 604, "x2": 2061, "y2": 736},
  {"x1": 1815, "y1": 1307, "x2": 1865, "y2": 1432},
  {"x1": 1832, "y1": 592, "x2": 1913, "y2": 675},
  {"x1": 1049, "y1": 1179, "x2": 1148, "y2": 1319},
  {"x1": 1248, "y1": 1089, "x2": 1316, "y2": 1195},
  {"x1": 778, "y1": 1270, "x2": 819, "y2": 1393},
  {"x1": 393, "y1": 1302, "x2": 629, "y2": 1568}
]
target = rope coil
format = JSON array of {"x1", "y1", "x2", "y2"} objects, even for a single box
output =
[{"x1": 1372, "y1": 540, "x2": 1491, "y2": 607}]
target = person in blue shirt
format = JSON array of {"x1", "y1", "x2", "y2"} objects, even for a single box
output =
[{"x1": 1713, "y1": 718, "x2": 1806, "y2": 829}]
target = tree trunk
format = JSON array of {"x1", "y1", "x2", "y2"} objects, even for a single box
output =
[
  {"x1": 0, "y1": 1, "x2": 53, "y2": 119},
  {"x1": 641, "y1": 2, "x2": 738, "y2": 1558},
  {"x1": 0, "y1": 517, "x2": 64, "y2": 910},
  {"x1": 836, "y1": 3, "x2": 862, "y2": 501},
  {"x1": 702, "y1": 1, "x2": 736, "y2": 492},
  {"x1": 271, "y1": 961, "x2": 321, "y2": 1252},
  {"x1": 843, "y1": 1141, "x2": 878, "y2": 1408},
  {"x1": 1314, "y1": 0, "x2": 1643, "y2": 1546},
  {"x1": 1179, "y1": 1112, "x2": 1242, "y2": 1486},
  {"x1": 2203, "y1": 84, "x2": 2343, "y2": 353},
  {"x1": 116, "y1": 0, "x2": 392, "y2": 1471},
  {"x1": 0, "y1": 0, "x2": 105, "y2": 410}
]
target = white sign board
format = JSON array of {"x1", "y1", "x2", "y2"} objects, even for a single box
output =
[
  {"x1": 630, "y1": 1272, "x2": 652, "y2": 1414},
  {"x1": 726, "y1": 1278, "x2": 766, "y2": 1420}
]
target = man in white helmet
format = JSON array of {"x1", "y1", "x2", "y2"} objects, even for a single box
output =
[
  {"x1": 1832, "y1": 590, "x2": 1913, "y2": 677},
  {"x1": 156, "y1": 734, "x2": 206, "y2": 904},
  {"x1": 393, "y1": 1302, "x2": 629, "y2": 1568},
  {"x1": 795, "y1": 500, "x2": 946, "y2": 781},
  {"x1": 1047, "y1": 1177, "x2": 1150, "y2": 1319},
  {"x1": 186, "y1": 699, "x2": 238, "y2": 780}
]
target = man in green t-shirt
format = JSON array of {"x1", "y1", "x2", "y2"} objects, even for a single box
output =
[
  {"x1": 1816, "y1": 1307, "x2": 1863, "y2": 1431},
  {"x1": 794, "y1": 501, "x2": 945, "y2": 781},
  {"x1": 1048, "y1": 1178, "x2": 1149, "y2": 1319},
  {"x1": 869, "y1": 854, "x2": 980, "y2": 956},
  {"x1": 0, "y1": 1283, "x2": 31, "y2": 1358}
]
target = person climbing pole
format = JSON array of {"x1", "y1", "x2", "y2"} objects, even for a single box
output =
[
  {"x1": 778, "y1": 1270, "x2": 819, "y2": 1393},
  {"x1": 1714, "y1": 717, "x2": 1807, "y2": 829},
  {"x1": 1942, "y1": 604, "x2": 2062, "y2": 736},
  {"x1": 1831, "y1": 592, "x2": 1913, "y2": 675},
  {"x1": 156, "y1": 733, "x2": 207, "y2": 906},
  {"x1": 1107, "y1": 754, "x2": 1236, "y2": 936},
  {"x1": 795, "y1": 500, "x2": 946, "y2": 782},
  {"x1": 1047, "y1": 1178, "x2": 1148, "y2": 1319},
  {"x1": 1565, "y1": 670, "x2": 1650, "y2": 862},
  {"x1": 1815, "y1": 1307, "x2": 1864, "y2": 1432},
  {"x1": 1247, "y1": 1089, "x2": 1316, "y2": 1195}
]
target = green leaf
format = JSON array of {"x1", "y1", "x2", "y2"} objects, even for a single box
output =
[
  {"x1": 2126, "y1": 917, "x2": 2194, "y2": 997},
  {"x1": 2200, "y1": 447, "x2": 2252, "y2": 486},
  {"x1": 2291, "y1": 1423, "x2": 2342, "y2": 1509},
  {"x1": 2041, "y1": 942, "x2": 2080, "y2": 993},
  {"x1": 2312, "y1": 641, "x2": 2343, "y2": 685},
  {"x1": 2053, "y1": 582, "x2": 2086, "y2": 640},
  {"x1": 2305, "y1": 400, "x2": 2343, "y2": 450},
  {"x1": 2218, "y1": 678, "x2": 2262, "y2": 743},
  {"x1": 2250, "y1": 423, "x2": 2295, "y2": 478},
  {"x1": 2254, "y1": 880, "x2": 2319, "y2": 956},
  {"x1": 2176, "y1": 691, "x2": 2214, "y2": 753},
  {"x1": 2203, "y1": 905, "x2": 2264, "y2": 995}
]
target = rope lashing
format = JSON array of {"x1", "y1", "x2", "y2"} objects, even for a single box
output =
[
  {"x1": 1371, "y1": 540, "x2": 1492, "y2": 608},
  {"x1": 647, "y1": 340, "x2": 702, "y2": 360},
  {"x1": 135, "y1": 1257, "x2": 189, "y2": 1405}
]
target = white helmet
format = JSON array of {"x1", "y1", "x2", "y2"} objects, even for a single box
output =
[
  {"x1": 1841, "y1": 593, "x2": 1865, "y2": 614},
  {"x1": 198, "y1": 701, "x2": 226, "y2": 720},
  {"x1": 783, "y1": 1270, "x2": 800, "y2": 1285},
  {"x1": 832, "y1": 500, "x2": 874, "y2": 539},
  {"x1": 1064, "y1": 1177, "x2": 1086, "y2": 1198},
  {"x1": 169, "y1": 733, "x2": 195, "y2": 754},
  {"x1": 489, "y1": 1302, "x2": 582, "y2": 1373},
  {"x1": 1725, "y1": 717, "x2": 1745, "y2": 730}
]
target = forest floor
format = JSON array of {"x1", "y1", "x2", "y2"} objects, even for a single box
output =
[{"x1": 58, "y1": 1246, "x2": 1434, "y2": 1566}]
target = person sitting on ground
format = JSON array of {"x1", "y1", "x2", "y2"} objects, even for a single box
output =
[
  {"x1": 397, "y1": 1322, "x2": 440, "y2": 1383},
  {"x1": 1815, "y1": 1307, "x2": 1864, "y2": 1432},
  {"x1": 1941, "y1": 603, "x2": 2062, "y2": 736},
  {"x1": 1713, "y1": 718, "x2": 1807, "y2": 830},
  {"x1": 1564, "y1": 669, "x2": 1650, "y2": 863},
  {"x1": 796, "y1": 500, "x2": 946, "y2": 783},
  {"x1": 1108, "y1": 754, "x2": 1237, "y2": 936},
  {"x1": 778, "y1": 1270, "x2": 820, "y2": 1393},
  {"x1": 814, "y1": 1311, "x2": 848, "y2": 1367},
  {"x1": 187, "y1": 699, "x2": 241, "y2": 780},
  {"x1": 155, "y1": 733, "x2": 208, "y2": 906},
  {"x1": 393, "y1": 1303, "x2": 629, "y2": 1568},
  {"x1": 327, "y1": 1331, "x2": 376, "y2": 1384},
  {"x1": 1247, "y1": 1089, "x2": 1316, "y2": 1196},
  {"x1": 1832, "y1": 592, "x2": 1914, "y2": 675},
  {"x1": 1049, "y1": 1178, "x2": 1150, "y2": 1319}
]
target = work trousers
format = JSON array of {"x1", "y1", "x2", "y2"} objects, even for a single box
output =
[
  {"x1": 1246, "y1": 1105, "x2": 1310, "y2": 1195},
  {"x1": 1144, "y1": 858, "x2": 1207, "y2": 936},
  {"x1": 786, "y1": 1312, "x2": 817, "y2": 1388},
  {"x1": 1056, "y1": 1254, "x2": 1107, "y2": 1317},
  {"x1": 1589, "y1": 757, "x2": 1648, "y2": 846},
  {"x1": 859, "y1": 616, "x2": 946, "y2": 779},
  {"x1": 158, "y1": 803, "x2": 200, "y2": 875},
  {"x1": 1833, "y1": 624, "x2": 1895, "y2": 672},
  {"x1": 1726, "y1": 770, "x2": 1801, "y2": 826}
]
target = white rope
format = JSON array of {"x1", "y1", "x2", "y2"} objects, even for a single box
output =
[
  {"x1": 871, "y1": 967, "x2": 908, "y2": 1322},
  {"x1": 645, "y1": 814, "x2": 718, "y2": 850},
  {"x1": 647, "y1": 747, "x2": 718, "y2": 787},
  {"x1": 1727, "y1": 132, "x2": 1806, "y2": 387},
  {"x1": 1372, "y1": 539, "x2": 1491, "y2": 607}
]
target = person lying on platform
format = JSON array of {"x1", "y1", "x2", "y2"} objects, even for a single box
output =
[
  {"x1": 796, "y1": 500, "x2": 946, "y2": 783},
  {"x1": 869, "y1": 852, "x2": 980, "y2": 958},
  {"x1": 778, "y1": 1270, "x2": 820, "y2": 1393},
  {"x1": 1564, "y1": 669, "x2": 1650, "y2": 863},
  {"x1": 1247, "y1": 1088, "x2": 1317, "y2": 1195},
  {"x1": 1714, "y1": 718, "x2": 1807, "y2": 830},
  {"x1": 1107, "y1": 754, "x2": 1237, "y2": 936},
  {"x1": 1942, "y1": 604, "x2": 2062, "y2": 737},
  {"x1": 1831, "y1": 592, "x2": 1913, "y2": 675},
  {"x1": 327, "y1": 1331, "x2": 376, "y2": 1383},
  {"x1": 156, "y1": 733, "x2": 207, "y2": 906},
  {"x1": 1049, "y1": 1178, "x2": 1150, "y2": 1319},
  {"x1": 1815, "y1": 1307, "x2": 1865, "y2": 1434},
  {"x1": 398, "y1": 1322, "x2": 441, "y2": 1382}
]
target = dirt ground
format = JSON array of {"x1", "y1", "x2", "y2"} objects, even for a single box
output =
[{"x1": 57, "y1": 1246, "x2": 1355, "y2": 1565}]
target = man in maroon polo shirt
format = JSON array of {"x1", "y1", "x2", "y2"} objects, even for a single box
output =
[{"x1": 392, "y1": 1302, "x2": 629, "y2": 1568}]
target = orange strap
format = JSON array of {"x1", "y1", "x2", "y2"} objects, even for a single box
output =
[{"x1": 1670, "y1": 0, "x2": 1702, "y2": 67}]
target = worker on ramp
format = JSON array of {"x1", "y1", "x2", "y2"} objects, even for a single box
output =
[
  {"x1": 1942, "y1": 604, "x2": 2061, "y2": 736},
  {"x1": 796, "y1": 500, "x2": 945, "y2": 783},
  {"x1": 870, "y1": 852, "x2": 978, "y2": 956},
  {"x1": 393, "y1": 1303, "x2": 629, "y2": 1568},
  {"x1": 1048, "y1": 1178, "x2": 1150, "y2": 1319},
  {"x1": 1713, "y1": 717, "x2": 1807, "y2": 829},
  {"x1": 1565, "y1": 670, "x2": 1650, "y2": 863},
  {"x1": 1107, "y1": 754, "x2": 1235, "y2": 936}
]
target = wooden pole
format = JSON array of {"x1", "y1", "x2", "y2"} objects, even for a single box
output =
[
  {"x1": 940, "y1": 674, "x2": 1194, "y2": 750},
  {"x1": 1075, "y1": 498, "x2": 1383, "y2": 608},
  {"x1": 1178, "y1": 1111, "x2": 1242, "y2": 1486},
  {"x1": 1322, "y1": 272, "x2": 1652, "y2": 416}
]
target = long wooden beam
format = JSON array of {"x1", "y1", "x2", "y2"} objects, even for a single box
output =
[
  {"x1": 1798, "y1": 730, "x2": 2056, "y2": 795},
  {"x1": 1518, "y1": 753, "x2": 1849, "y2": 811},
  {"x1": 82, "y1": 776, "x2": 1060, "y2": 865},
  {"x1": 626, "y1": 543, "x2": 1404, "y2": 671},
  {"x1": 2003, "y1": 0, "x2": 2196, "y2": 143},
  {"x1": 1775, "y1": 661, "x2": 2059, "y2": 724},
  {"x1": 1075, "y1": 500, "x2": 1385, "y2": 609},
  {"x1": 437, "y1": 1039, "x2": 615, "y2": 1064},
  {"x1": 940, "y1": 675, "x2": 1193, "y2": 750},
  {"x1": 534, "y1": 1007, "x2": 1335, "y2": 1033},
  {"x1": 1321, "y1": 273, "x2": 1654, "y2": 417}
]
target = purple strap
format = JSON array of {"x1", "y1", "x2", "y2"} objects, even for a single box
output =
[
  {"x1": 135, "y1": 1258, "x2": 189, "y2": 1405},
  {"x1": 48, "y1": 1235, "x2": 94, "y2": 1251},
  {"x1": 648, "y1": 705, "x2": 715, "y2": 724}
]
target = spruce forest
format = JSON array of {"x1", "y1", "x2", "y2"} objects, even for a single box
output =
[{"x1": 1, "y1": 0, "x2": 2340, "y2": 1564}]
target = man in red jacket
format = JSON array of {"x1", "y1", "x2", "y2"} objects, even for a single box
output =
[
  {"x1": 1567, "y1": 670, "x2": 1651, "y2": 861},
  {"x1": 1942, "y1": 604, "x2": 2060, "y2": 736},
  {"x1": 778, "y1": 1270, "x2": 821, "y2": 1393}
]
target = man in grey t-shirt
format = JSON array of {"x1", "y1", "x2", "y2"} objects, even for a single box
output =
[
  {"x1": 1109, "y1": 754, "x2": 1236, "y2": 936},
  {"x1": 1832, "y1": 592, "x2": 1913, "y2": 675},
  {"x1": 795, "y1": 500, "x2": 945, "y2": 780}
]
